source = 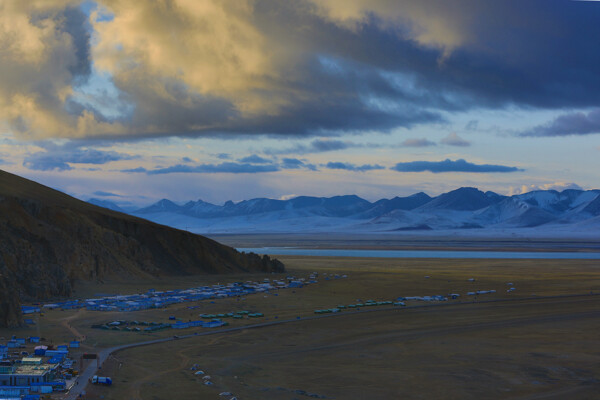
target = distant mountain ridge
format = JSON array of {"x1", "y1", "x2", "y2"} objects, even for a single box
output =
[{"x1": 115, "y1": 187, "x2": 600, "y2": 234}]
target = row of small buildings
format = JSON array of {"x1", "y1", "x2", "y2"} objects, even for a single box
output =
[{"x1": 29, "y1": 276, "x2": 312, "y2": 314}]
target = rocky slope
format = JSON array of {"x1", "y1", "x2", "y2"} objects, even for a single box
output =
[{"x1": 0, "y1": 170, "x2": 284, "y2": 327}]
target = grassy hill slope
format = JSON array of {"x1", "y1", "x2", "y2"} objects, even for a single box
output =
[{"x1": 0, "y1": 170, "x2": 283, "y2": 327}]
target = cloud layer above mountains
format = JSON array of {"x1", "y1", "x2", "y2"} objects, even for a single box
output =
[{"x1": 2, "y1": 0, "x2": 600, "y2": 140}]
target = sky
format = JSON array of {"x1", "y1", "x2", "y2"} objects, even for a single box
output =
[{"x1": 1, "y1": 0, "x2": 599, "y2": 209}]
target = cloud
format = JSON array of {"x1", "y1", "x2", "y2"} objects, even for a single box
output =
[
  {"x1": 237, "y1": 154, "x2": 273, "y2": 164},
  {"x1": 3, "y1": 1, "x2": 600, "y2": 140},
  {"x1": 391, "y1": 159, "x2": 523, "y2": 173},
  {"x1": 401, "y1": 138, "x2": 436, "y2": 147},
  {"x1": 93, "y1": 190, "x2": 123, "y2": 197},
  {"x1": 23, "y1": 148, "x2": 137, "y2": 171},
  {"x1": 266, "y1": 138, "x2": 389, "y2": 155},
  {"x1": 440, "y1": 132, "x2": 470, "y2": 147},
  {"x1": 465, "y1": 120, "x2": 479, "y2": 130},
  {"x1": 0, "y1": 2, "x2": 120, "y2": 139},
  {"x1": 508, "y1": 182, "x2": 583, "y2": 195},
  {"x1": 267, "y1": 139, "x2": 355, "y2": 155},
  {"x1": 142, "y1": 162, "x2": 280, "y2": 175},
  {"x1": 281, "y1": 158, "x2": 317, "y2": 171},
  {"x1": 520, "y1": 109, "x2": 600, "y2": 137},
  {"x1": 122, "y1": 157, "x2": 319, "y2": 175},
  {"x1": 121, "y1": 167, "x2": 148, "y2": 173},
  {"x1": 325, "y1": 162, "x2": 385, "y2": 172},
  {"x1": 309, "y1": 139, "x2": 351, "y2": 152}
]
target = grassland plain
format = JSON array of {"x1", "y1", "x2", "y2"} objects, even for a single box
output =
[{"x1": 41, "y1": 256, "x2": 597, "y2": 400}]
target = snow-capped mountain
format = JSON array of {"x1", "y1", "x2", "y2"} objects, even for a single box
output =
[{"x1": 87, "y1": 188, "x2": 600, "y2": 236}]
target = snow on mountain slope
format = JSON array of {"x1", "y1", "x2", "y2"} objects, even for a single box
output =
[
  {"x1": 473, "y1": 197, "x2": 532, "y2": 225},
  {"x1": 514, "y1": 189, "x2": 600, "y2": 214},
  {"x1": 497, "y1": 206, "x2": 557, "y2": 228},
  {"x1": 137, "y1": 209, "x2": 362, "y2": 234},
  {"x1": 359, "y1": 207, "x2": 482, "y2": 231},
  {"x1": 581, "y1": 193, "x2": 600, "y2": 216},
  {"x1": 471, "y1": 197, "x2": 560, "y2": 227}
]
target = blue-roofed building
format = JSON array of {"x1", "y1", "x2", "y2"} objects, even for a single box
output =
[
  {"x1": 0, "y1": 358, "x2": 59, "y2": 387},
  {"x1": 0, "y1": 385, "x2": 31, "y2": 398},
  {"x1": 21, "y1": 306, "x2": 40, "y2": 315}
]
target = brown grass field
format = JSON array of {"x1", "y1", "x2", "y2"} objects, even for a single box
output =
[{"x1": 3, "y1": 256, "x2": 600, "y2": 399}]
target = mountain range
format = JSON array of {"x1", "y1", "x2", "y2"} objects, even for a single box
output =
[{"x1": 92, "y1": 187, "x2": 600, "y2": 235}]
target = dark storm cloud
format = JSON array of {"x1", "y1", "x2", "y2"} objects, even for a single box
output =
[
  {"x1": 520, "y1": 109, "x2": 600, "y2": 137},
  {"x1": 325, "y1": 162, "x2": 385, "y2": 172},
  {"x1": 165, "y1": 1, "x2": 599, "y2": 137},
  {"x1": 391, "y1": 159, "x2": 523, "y2": 173}
]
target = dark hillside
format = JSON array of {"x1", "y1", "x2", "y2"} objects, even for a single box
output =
[{"x1": 0, "y1": 170, "x2": 283, "y2": 327}]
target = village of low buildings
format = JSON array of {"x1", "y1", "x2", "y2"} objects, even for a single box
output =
[{"x1": 2, "y1": 272, "x2": 511, "y2": 399}]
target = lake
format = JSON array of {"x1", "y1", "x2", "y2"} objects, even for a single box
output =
[{"x1": 237, "y1": 247, "x2": 600, "y2": 259}]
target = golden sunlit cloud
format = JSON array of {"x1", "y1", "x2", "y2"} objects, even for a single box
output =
[{"x1": 0, "y1": 0, "x2": 472, "y2": 140}]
